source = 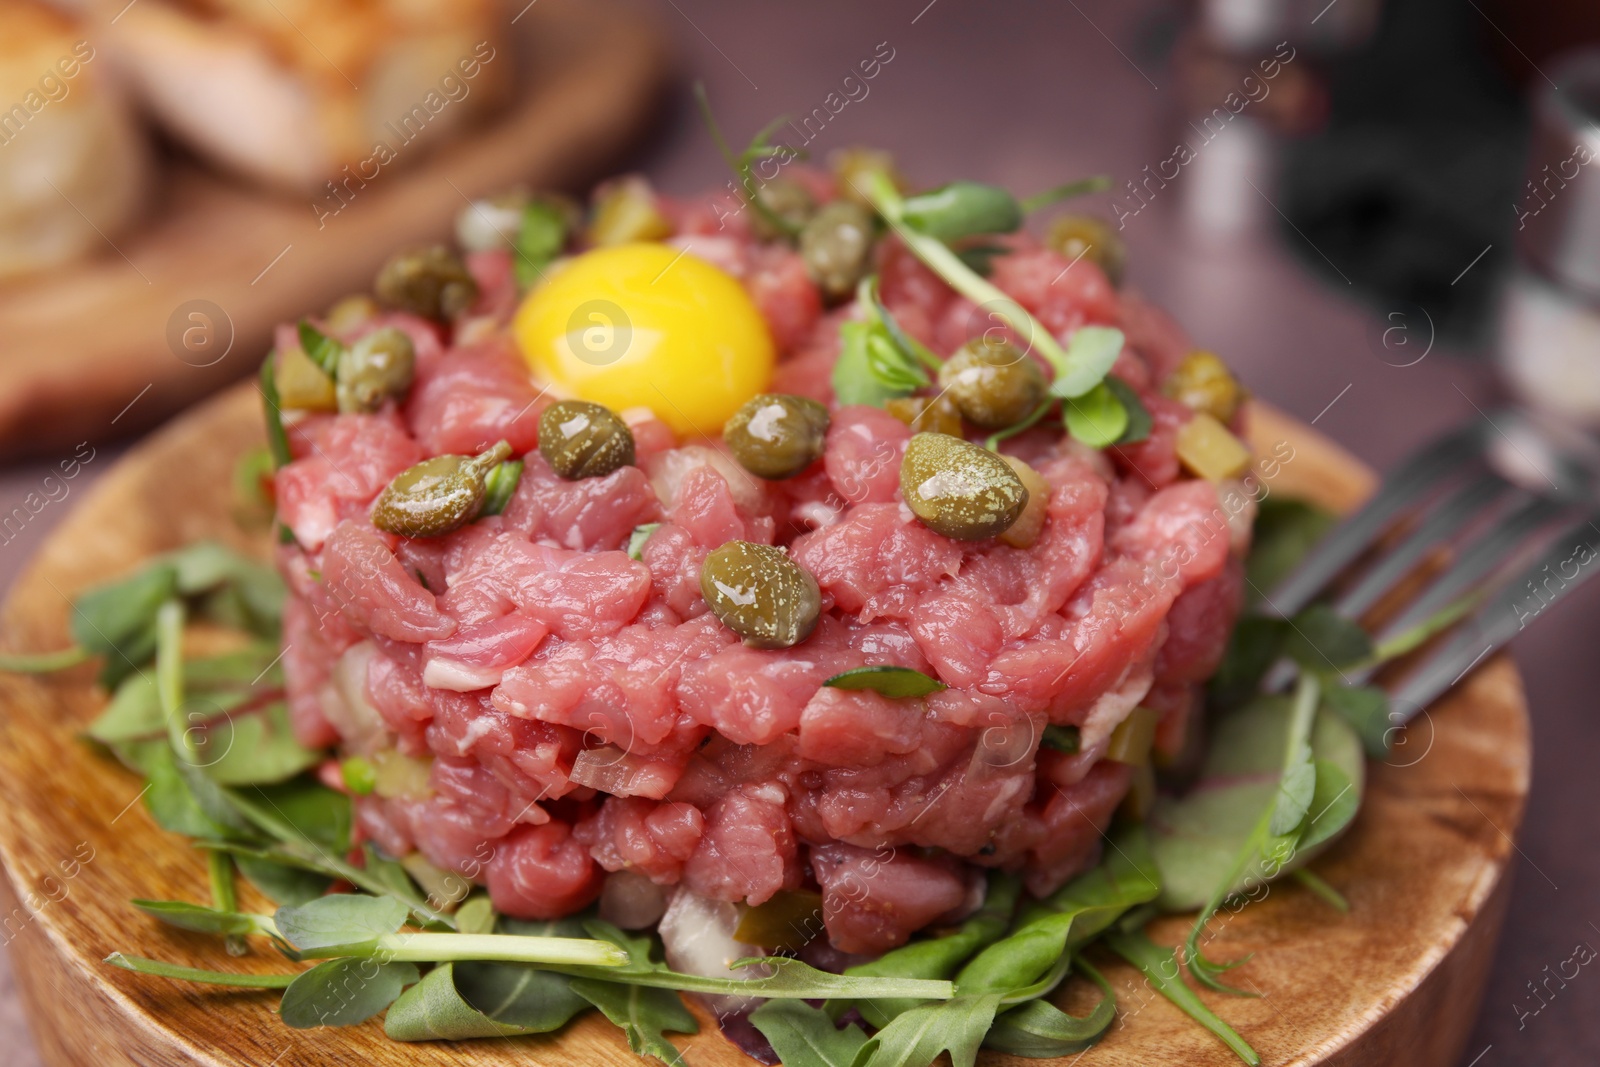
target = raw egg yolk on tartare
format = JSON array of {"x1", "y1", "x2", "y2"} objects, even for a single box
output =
[{"x1": 512, "y1": 243, "x2": 775, "y2": 437}]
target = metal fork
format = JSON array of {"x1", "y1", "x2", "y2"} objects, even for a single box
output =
[{"x1": 1260, "y1": 407, "x2": 1600, "y2": 721}]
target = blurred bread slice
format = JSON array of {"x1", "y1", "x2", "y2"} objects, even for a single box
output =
[
  {"x1": 0, "y1": 0, "x2": 151, "y2": 281},
  {"x1": 97, "y1": 0, "x2": 513, "y2": 193}
]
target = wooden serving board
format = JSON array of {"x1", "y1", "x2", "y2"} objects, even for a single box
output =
[
  {"x1": 0, "y1": 0, "x2": 668, "y2": 460},
  {"x1": 0, "y1": 392, "x2": 1526, "y2": 1067}
]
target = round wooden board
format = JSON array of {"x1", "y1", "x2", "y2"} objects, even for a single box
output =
[{"x1": 0, "y1": 389, "x2": 1528, "y2": 1067}]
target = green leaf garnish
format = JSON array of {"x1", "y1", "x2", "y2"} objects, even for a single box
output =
[
  {"x1": 481, "y1": 459, "x2": 524, "y2": 517},
  {"x1": 626, "y1": 523, "x2": 661, "y2": 561},
  {"x1": 1244, "y1": 498, "x2": 1337, "y2": 601},
  {"x1": 1040, "y1": 724, "x2": 1081, "y2": 754},
  {"x1": 1320, "y1": 683, "x2": 1392, "y2": 757},
  {"x1": 1291, "y1": 868, "x2": 1350, "y2": 913},
  {"x1": 259, "y1": 352, "x2": 292, "y2": 469},
  {"x1": 1018, "y1": 175, "x2": 1113, "y2": 214},
  {"x1": 1283, "y1": 604, "x2": 1373, "y2": 671},
  {"x1": 833, "y1": 320, "x2": 908, "y2": 407},
  {"x1": 1103, "y1": 928, "x2": 1260, "y2": 1065},
  {"x1": 1104, "y1": 375, "x2": 1151, "y2": 444},
  {"x1": 131, "y1": 899, "x2": 275, "y2": 939},
  {"x1": 296, "y1": 320, "x2": 344, "y2": 377},
  {"x1": 750, "y1": 1000, "x2": 868, "y2": 1067},
  {"x1": 280, "y1": 957, "x2": 420, "y2": 1028},
  {"x1": 275, "y1": 894, "x2": 410, "y2": 953},
  {"x1": 695, "y1": 83, "x2": 806, "y2": 239},
  {"x1": 513, "y1": 200, "x2": 568, "y2": 288},
  {"x1": 385, "y1": 961, "x2": 590, "y2": 1041},
  {"x1": 1062, "y1": 380, "x2": 1128, "y2": 448},
  {"x1": 982, "y1": 961, "x2": 1116, "y2": 1056},
  {"x1": 569, "y1": 978, "x2": 698, "y2": 1067},
  {"x1": 105, "y1": 953, "x2": 298, "y2": 988},
  {"x1": 823, "y1": 665, "x2": 946, "y2": 698},
  {"x1": 0, "y1": 646, "x2": 90, "y2": 673},
  {"x1": 1046, "y1": 326, "x2": 1125, "y2": 401},
  {"x1": 899, "y1": 181, "x2": 1022, "y2": 242}
]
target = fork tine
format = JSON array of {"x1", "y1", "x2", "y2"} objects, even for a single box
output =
[
  {"x1": 1266, "y1": 421, "x2": 1485, "y2": 618},
  {"x1": 1386, "y1": 509, "x2": 1600, "y2": 718},
  {"x1": 1331, "y1": 471, "x2": 1515, "y2": 619}
]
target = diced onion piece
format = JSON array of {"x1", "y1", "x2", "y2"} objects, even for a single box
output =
[
  {"x1": 326, "y1": 641, "x2": 388, "y2": 752},
  {"x1": 1105, "y1": 706, "x2": 1160, "y2": 766},
  {"x1": 600, "y1": 871, "x2": 668, "y2": 930},
  {"x1": 658, "y1": 889, "x2": 769, "y2": 1015},
  {"x1": 1175, "y1": 413, "x2": 1251, "y2": 481},
  {"x1": 998, "y1": 456, "x2": 1050, "y2": 548},
  {"x1": 422, "y1": 657, "x2": 504, "y2": 692}
]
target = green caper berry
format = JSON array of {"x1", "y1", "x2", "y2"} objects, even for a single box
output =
[
  {"x1": 899, "y1": 432, "x2": 1028, "y2": 541},
  {"x1": 371, "y1": 440, "x2": 513, "y2": 538},
  {"x1": 374, "y1": 245, "x2": 478, "y2": 320},
  {"x1": 336, "y1": 326, "x2": 416, "y2": 414},
  {"x1": 750, "y1": 178, "x2": 817, "y2": 240},
  {"x1": 799, "y1": 200, "x2": 875, "y2": 301},
  {"x1": 538, "y1": 400, "x2": 635, "y2": 480},
  {"x1": 699, "y1": 540, "x2": 822, "y2": 650},
  {"x1": 937, "y1": 339, "x2": 1047, "y2": 430},
  {"x1": 723, "y1": 393, "x2": 831, "y2": 480}
]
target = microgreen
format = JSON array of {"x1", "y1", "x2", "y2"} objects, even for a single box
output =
[
  {"x1": 1040, "y1": 724, "x2": 1081, "y2": 754},
  {"x1": 259, "y1": 353, "x2": 292, "y2": 469},
  {"x1": 695, "y1": 83, "x2": 806, "y2": 239},
  {"x1": 514, "y1": 199, "x2": 568, "y2": 288},
  {"x1": 1018, "y1": 175, "x2": 1113, "y2": 213},
  {"x1": 296, "y1": 320, "x2": 344, "y2": 377},
  {"x1": 1103, "y1": 375, "x2": 1152, "y2": 444},
  {"x1": 481, "y1": 459, "x2": 523, "y2": 517},
  {"x1": 823, "y1": 666, "x2": 946, "y2": 698},
  {"x1": 899, "y1": 181, "x2": 1022, "y2": 242},
  {"x1": 1062, "y1": 380, "x2": 1128, "y2": 449},
  {"x1": 627, "y1": 523, "x2": 661, "y2": 561}
]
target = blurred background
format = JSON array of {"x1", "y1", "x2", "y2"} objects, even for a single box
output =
[{"x1": 2, "y1": 0, "x2": 1599, "y2": 1063}]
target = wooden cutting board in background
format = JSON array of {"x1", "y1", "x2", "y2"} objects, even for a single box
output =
[{"x1": 0, "y1": 0, "x2": 670, "y2": 460}]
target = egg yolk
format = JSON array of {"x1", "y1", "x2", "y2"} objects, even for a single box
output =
[{"x1": 513, "y1": 243, "x2": 775, "y2": 437}]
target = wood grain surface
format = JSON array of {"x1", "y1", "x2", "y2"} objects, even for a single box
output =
[
  {"x1": 0, "y1": 0, "x2": 669, "y2": 461},
  {"x1": 0, "y1": 389, "x2": 1528, "y2": 1066}
]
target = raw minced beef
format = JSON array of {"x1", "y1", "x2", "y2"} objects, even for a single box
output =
[{"x1": 274, "y1": 172, "x2": 1250, "y2": 956}]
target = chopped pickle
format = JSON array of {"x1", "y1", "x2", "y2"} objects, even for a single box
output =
[
  {"x1": 1165, "y1": 350, "x2": 1245, "y2": 423},
  {"x1": 588, "y1": 176, "x2": 673, "y2": 246},
  {"x1": 1120, "y1": 763, "x2": 1157, "y2": 821},
  {"x1": 371, "y1": 749, "x2": 435, "y2": 799},
  {"x1": 733, "y1": 889, "x2": 825, "y2": 950},
  {"x1": 400, "y1": 852, "x2": 471, "y2": 909},
  {"x1": 275, "y1": 345, "x2": 337, "y2": 412},
  {"x1": 1175, "y1": 412, "x2": 1252, "y2": 481},
  {"x1": 1105, "y1": 706, "x2": 1160, "y2": 766},
  {"x1": 997, "y1": 456, "x2": 1050, "y2": 548},
  {"x1": 885, "y1": 395, "x2": 963, "y2": 437}
]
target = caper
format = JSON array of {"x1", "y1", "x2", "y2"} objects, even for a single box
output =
[
  {"x1": 325, "y1": 294, "x2": 380, "y2": 333},
  {"x1": 371, "y1": 440, "x2": 513, "y2": 539},
  {"x1": 275, "y1": 345, "x2": 337, "y2": 412},
  {"x1": 699, "y1": 540, "x2": 821, "y2": 649},
  {"x1": 538, "y1": 400, "x2": 635, "y2": 480},
  {"x1": 885, "y1": 394, "x2": 963, "y2": 437},
  {"x1": 1164, "y1": 350, "x2": 1245, "y2": 424},
  {"x1": 336, "y1": 326, "x2": 415, "y2": 414},
  {"x1": 750, "y1": 177, "x2": 817, "y2": 240},
  {"x1": 374, "y1": 245, "x2": 478, "y2": 320},
  {"x1": 1045, "y1": 214, "x2": 1126, "y2": 287},
  {"x1": 799, "y1": 200, "x2": 875, "y2": 301},
  {"x1": 723, "y1": 393, "x2": 830, "y2": 480},
  {"x1": 900, "y1": 432, "x2": 1028, "y2": 541},
  {"x1": 937, "y1": 338, "x2": 1047, "y2": 430}
]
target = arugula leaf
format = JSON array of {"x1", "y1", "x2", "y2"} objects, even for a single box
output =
[
  {"x1": 1046, "y1": 326, "x2": 1125, "y2": 401},
  {"x1": 1062, "y1": 380, "x2": 1128, "y2": 448},
  {"x1": 982, "y1": 962, "x2": 1115, "y2": 1056},
  {"x1": 823, "y1": 666, "x2": 946, "y2": 698},
  {"x1": 1102, "y1": 929, "x2": 1259, "y2": 1065},
  {"x1": 1245, "y1": 498, "x2": 1336, "y2": 601},
  {"x1": 570, "y1": 978, "x2": 698, "y2": 1067},
  {"x1": 1104, "y1": 375, "x2": 1151, "y2": 444},
  {"x1": 454, "y1": 895, "x2": 497, "y2": 936},
  {"x1": 71, "y1": 564, "x2": 176, "y2": 686},
  {"x1": 296, "y1": 320, "x2": 344, "y2": 377},
  {"x1": 275, "y1": 894, "x2": 410, "y2": 953},
  {"x1": 1283, "y1": 605, "x2": 1373, "y2": 671},
  {"x1": 1148, "y1": 689, "x2": 1364, "y2": 913},
  {"x1": 843, "y1": 873, "x2": 1020, "y2": 1027},
  {"x1": 751, "y1": 999, "x2": 868, "y2": 1067},
  {"x1": 851, "y1": 993, "x2": 1004, "y2": 1067},
  {"x1": 280, "y1": 957, "x2": 419, "y2": 1028}
]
